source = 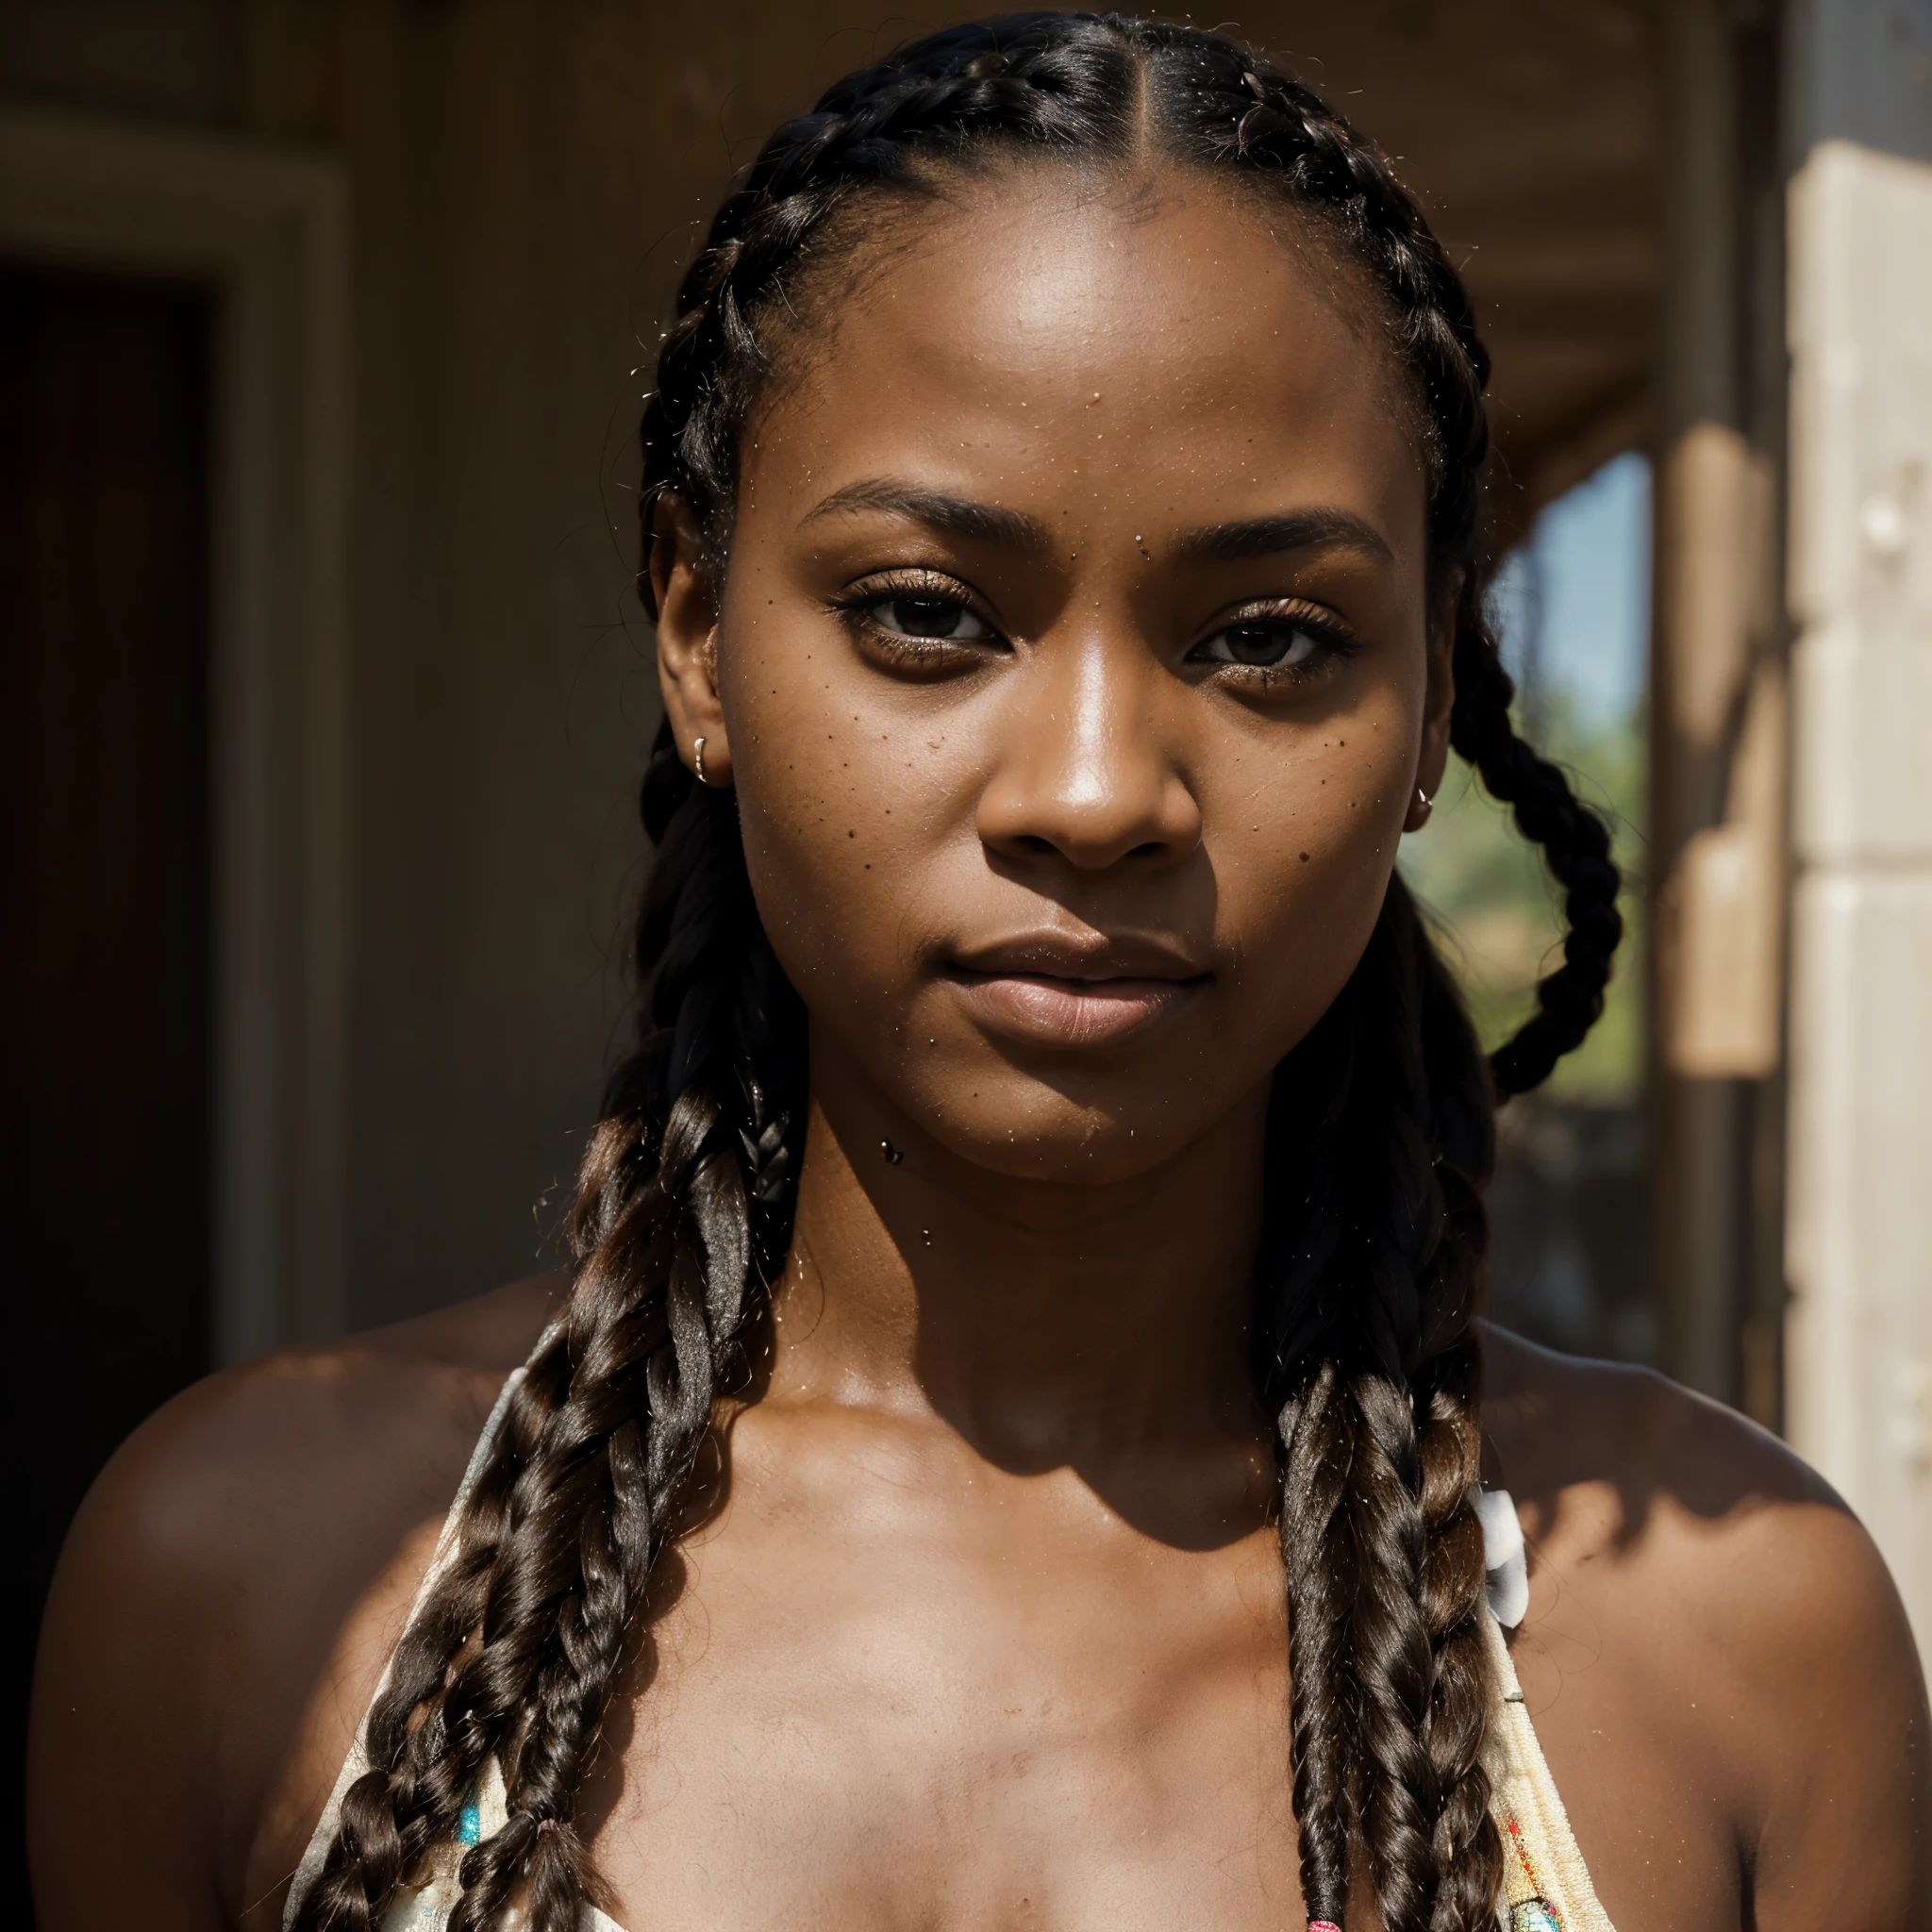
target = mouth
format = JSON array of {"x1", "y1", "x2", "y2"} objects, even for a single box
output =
[{"x1": 944, "y1": 933, "x2": 1208, "y2": 1048}]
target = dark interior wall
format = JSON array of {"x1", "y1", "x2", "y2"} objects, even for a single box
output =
[
  {"x1": 0, "y1": 0, "x2": 249, "y2": 124},
  {"x1": 326, "y1": 0, "x2": 666, "y2": 1324},
  {"x1": 1, "y1": 263, "x2": 215, "y2": 1932}
]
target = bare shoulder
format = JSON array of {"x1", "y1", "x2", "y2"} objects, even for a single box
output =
[
  {"x1": 1479, "y1": 1320, "x2": 1894, "y2": 1639},
  {"x1": 27, "y1": 1273, "x2": 562, "y2": 1931},
  {"x1": 44, "y1": 1269, "x2": 559, "y2": 1637},
  {"x1": 1479, "y1": 1323, "x2": 1930, "y2": 1926}
]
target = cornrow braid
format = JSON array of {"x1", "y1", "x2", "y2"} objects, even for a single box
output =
[
  {"x1": 641, "y1": 28, "x2": 1138, "y2": 591},
  {"x1": 292, "y1": 15, "x2": 1623, "y2": 1931}
]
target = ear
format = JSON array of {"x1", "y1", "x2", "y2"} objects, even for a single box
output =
[
  {"x1": 1406, "y1": 576, "x2": 1457, "y2": 832},
  {"x1": 652, "y1": 492, "x2": 733, "y2": 788}
]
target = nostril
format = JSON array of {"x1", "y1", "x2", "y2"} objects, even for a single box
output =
[{"x1": 1127, "y1": 840, "x2": 1164, "y2": 860}]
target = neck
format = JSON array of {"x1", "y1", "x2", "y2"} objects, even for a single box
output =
[{"x1": 765, "y1": 1030, "x2": 1274, "y2": 1474}]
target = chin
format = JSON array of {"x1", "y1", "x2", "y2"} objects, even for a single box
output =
[{"x1": 913, "y1": 1080, "x2": 1201, "y2": 1188}]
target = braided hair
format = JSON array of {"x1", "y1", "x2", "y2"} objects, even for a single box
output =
[{"x1": 292, "y1": 15, "x2": 1623, "y2": 1932}]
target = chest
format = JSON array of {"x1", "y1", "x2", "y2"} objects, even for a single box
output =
[
  {"x1": 579, "y1": 1503, "x2": 1303, "y2": 1932},
  {"x1": 577, "y1": 1549, "x2": 1751, "y2": 1932},
  {"x1": 260, "y1": 1465, "x2": 1752, "y2": 1932}
]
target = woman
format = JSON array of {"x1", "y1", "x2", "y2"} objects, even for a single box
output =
[{"x1": 29, "y1": 14, "x2": 1928, "y2": 1931}]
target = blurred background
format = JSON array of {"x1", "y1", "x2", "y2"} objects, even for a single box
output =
[{"x1": 4, "y1": 1, "x2": 1930, "y2": 1913}]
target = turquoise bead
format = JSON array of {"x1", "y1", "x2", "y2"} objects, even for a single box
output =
[{"x1": 1511, "y1": 1902, "x2": 1562, "y2": 1932}]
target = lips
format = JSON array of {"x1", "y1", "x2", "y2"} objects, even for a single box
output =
[
  {"x1": 946, "y1": 931, "x2": 1206, "y2": 1048},
  {"x1": 953, "y1": 972, "x2": 1191, "y2": 1045}
]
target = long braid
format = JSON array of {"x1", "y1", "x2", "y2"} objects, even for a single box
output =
[
  {"x1": 294, "y1": 17, "x2": 1624, "y2": 1929},
  {"x1": 1449, "y1": 581, "x2": 1624, "y2": 1099},
  {"x1": 445, "y1": 762, "x2": 799, "y2": 1929},
  {"x1": 1260, "y1": 879, "x2": 1500, "y2": 1932},
  {"x1": 293, "y1": 743, "x2": 802, "y2": 1931}
]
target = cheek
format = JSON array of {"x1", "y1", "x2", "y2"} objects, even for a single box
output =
[
  {"x1": 1207, "y1": 707, "x2": 1416, "y2": 1054},
  {"x1": 718, "y1": 613, "x2": 969, "y2": 1025}
]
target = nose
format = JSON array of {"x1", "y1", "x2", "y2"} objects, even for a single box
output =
[{"x1": 974, "y1": 637, "x2": 1202, "y2": 872}]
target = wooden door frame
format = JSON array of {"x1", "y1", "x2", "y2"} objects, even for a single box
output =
[{"x1": 0, "y1": 106, "x2": 350, "y2": 1360}]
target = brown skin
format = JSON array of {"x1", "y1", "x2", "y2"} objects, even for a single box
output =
[{"x1": 29, "y1": 168, "x2": 1929, "y2": 1931}]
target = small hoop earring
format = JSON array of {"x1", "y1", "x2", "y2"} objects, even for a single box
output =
[{"x1": 692, "y1": 736, "x2": 709, "y2": 786}]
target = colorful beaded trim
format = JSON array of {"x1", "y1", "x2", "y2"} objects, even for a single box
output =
[{"x1": 1504, "y1": 1814, "x2": 1563, "y2": 1931}]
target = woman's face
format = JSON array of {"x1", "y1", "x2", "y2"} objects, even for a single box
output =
[{"x1": 657, "y1": 166, "x2": 1451, "y2": 1185}]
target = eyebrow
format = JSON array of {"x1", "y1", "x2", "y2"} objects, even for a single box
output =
[
  {"x1": 1172, "y1": 508, "x2": 1396, "y2": 566},
  {"x1": 801, "y1": 480, "x2": 1395, "y2": 570},
  {"x1": 802, "y1": 479, "x2": 1055, "y2": 557}
]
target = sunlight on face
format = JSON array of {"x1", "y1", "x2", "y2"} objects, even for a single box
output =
[{"x1": 714, "y1": 166, "x2": 1443, "y2": 1183}]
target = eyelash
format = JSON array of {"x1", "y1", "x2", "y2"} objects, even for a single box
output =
[
  {"x1": 829, "y1": 571, "x2": 1003, "y2": 669},
  {"x1": 1187, "y1": 601, "x2": 1360, "y2": 685},
  {"x1": 828, "y1": 575, "x2": 1358, "y2": 685}
]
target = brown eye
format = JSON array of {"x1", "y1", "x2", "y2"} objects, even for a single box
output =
[
  {"x1": 870, "y1": 594, "x2": 992, "y2": 641},
  {"x1": 1192, "y1": 618, "x2": 1324, "y2": 670}
]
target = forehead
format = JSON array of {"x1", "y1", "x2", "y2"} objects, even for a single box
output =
[{"x1": 741, "y1": 165, "x2": 1426, "y2": 538}]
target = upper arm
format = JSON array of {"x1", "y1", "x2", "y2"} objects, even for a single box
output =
[
  {"x1": 28, "y1": 1402, "x2": 237, "y2": 1931},
  {"x1": 1739, "y1": 1501, "x2": 1930, "y2": 1930},
  {"x1": 28, "y1": 1352, "x2": 465, "y2": 1930},
  {"x1": 27, "y1": 1288, "x2": 546, "y2": 1931}
]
